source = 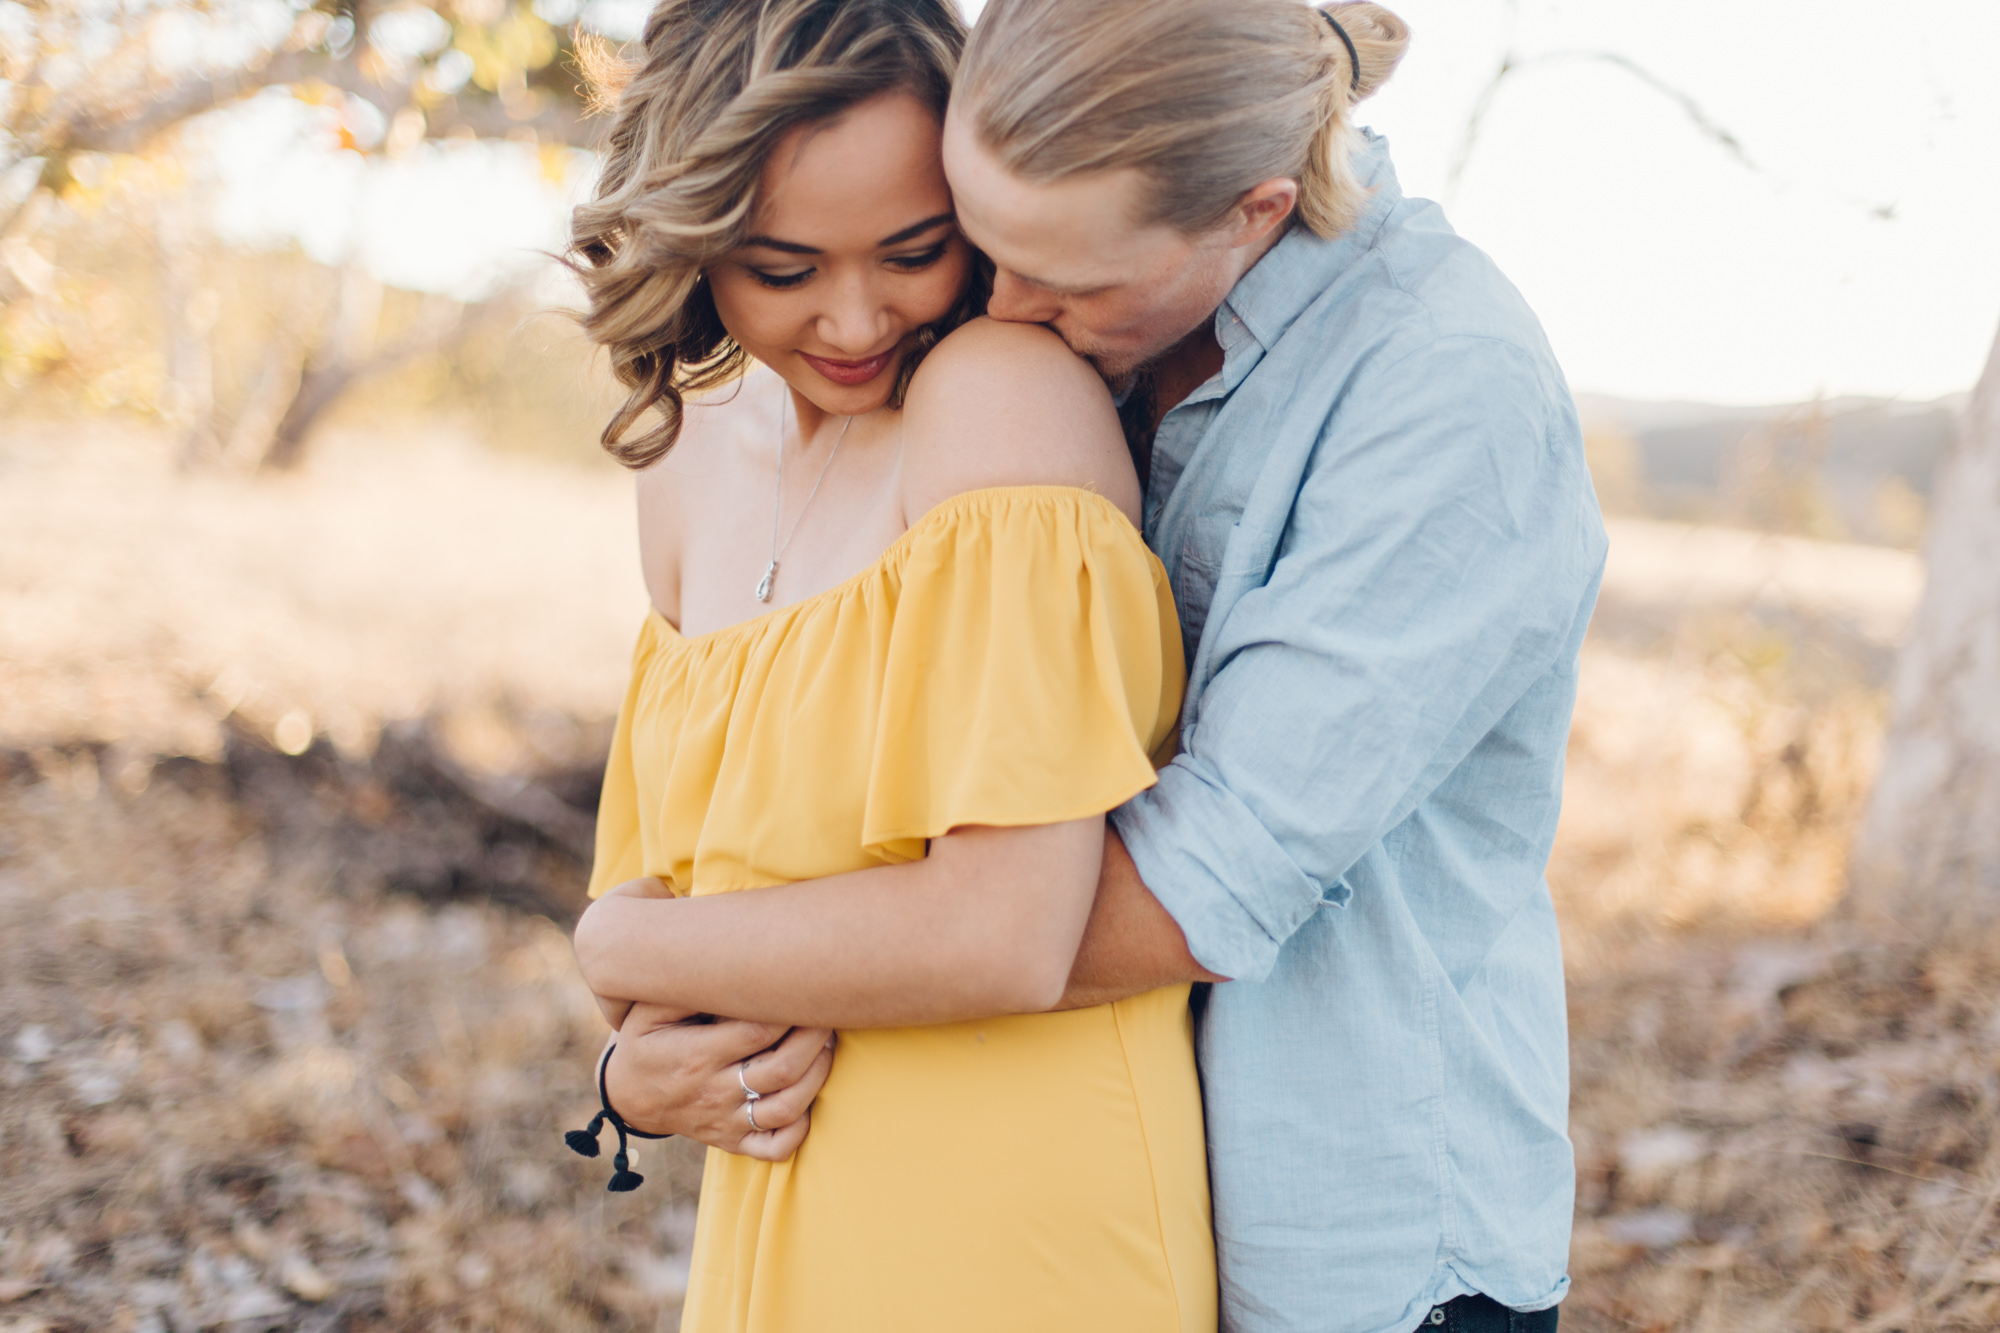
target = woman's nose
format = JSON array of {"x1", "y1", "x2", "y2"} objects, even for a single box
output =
[
  {"x1": 816, "y1": 271, "x2": 893, "y2": 354},
  {"x1": 987, "y1": 270, "x2": 1062, "y2": 325}
]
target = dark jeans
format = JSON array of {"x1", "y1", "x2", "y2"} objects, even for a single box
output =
[{"x1": 1415, "y1": 1292, "x2": 1559, "y2": 1333}]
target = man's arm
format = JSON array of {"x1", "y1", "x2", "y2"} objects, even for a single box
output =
[
  {"x1": 1112, "y1": 335, "x2": 1604, "y2": 984},
  {"x1": 1056, "y1": 828, "x2": 1228, "y2": 1009}
]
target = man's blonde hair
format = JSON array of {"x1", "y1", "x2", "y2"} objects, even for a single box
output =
[{"x1": 956, "y1": 0, "x2": 1409, "y2": 239}]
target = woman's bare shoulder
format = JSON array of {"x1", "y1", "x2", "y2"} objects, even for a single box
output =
[{"x1": 901, "y1": 318, "x2": 1138, "y2": 524}]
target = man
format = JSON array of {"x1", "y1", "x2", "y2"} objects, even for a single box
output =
[{"x1": 596, "y1": 2, "x2": 1602, "y2": 1328}]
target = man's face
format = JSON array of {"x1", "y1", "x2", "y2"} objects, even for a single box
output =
[{"x1": 942, "y1": 110, "x2": 1240, "y2": 385}]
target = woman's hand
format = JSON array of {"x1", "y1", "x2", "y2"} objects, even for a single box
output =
[{"x1": 607, "y1": 1003, "x2": 836, "y2": 1161}]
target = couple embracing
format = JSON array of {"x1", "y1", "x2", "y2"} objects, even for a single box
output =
[{"x1": 565, "y1": 1, "x2": 1605, "y2": 1330}]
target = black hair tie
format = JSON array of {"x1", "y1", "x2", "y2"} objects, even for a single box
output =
[
  {"x1": 563, "y1": 1040, "x2": 671, "y2": 1192},
  {"x1": 1321, "y1": 8, "x2": 1362, "y2": 92}
]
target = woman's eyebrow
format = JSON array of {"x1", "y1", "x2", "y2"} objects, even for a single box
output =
[
  {"x1": 738, "y1": 214, "x2": 954, "y2": 255},
  {"x1": 738, "y1": 236, "x2": 820, "y2": 255},
  {"x1": 875, "y1": 213, "x2": 954, "y2": 246}
]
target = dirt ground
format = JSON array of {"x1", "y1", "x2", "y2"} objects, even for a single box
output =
[
  {"x1": 0, "y1": 749, "x2": 705, "y2": 1332},
  {"x1": 0, "y1": 416, "x2": 644, "y2": 767},
  {"x1": 2, "y1": 419, "x2": 1994, "y2": 1332}
]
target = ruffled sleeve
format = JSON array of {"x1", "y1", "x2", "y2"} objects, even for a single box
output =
[
  {"x1": 586, "y1": 629, "x2": 651, "y2": 900},
  {"x1": 860, "y1": 488, "x2": 1184, "y2": 851}
]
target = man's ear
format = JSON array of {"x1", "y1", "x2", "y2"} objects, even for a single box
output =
[{"x1": 1227, "y1": 177, "x2": 1300, "y2": 249}]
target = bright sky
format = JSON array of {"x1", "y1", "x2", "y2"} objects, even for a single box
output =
[
  {"x1": 204, "y1": 91, "x2": 595, "y2": 304},
  {"x1": 210, "y1": 0, "x2": 2000, "y2": 406},
  {"x1": 1350, "y1": 0, "x2": 2000, "y2": 405}
]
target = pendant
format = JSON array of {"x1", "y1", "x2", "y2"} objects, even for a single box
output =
[{"x1": 755, "y1": 561, "x2": 777, "y2": 603}]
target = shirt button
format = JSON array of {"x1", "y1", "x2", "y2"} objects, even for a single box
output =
[{"x1": 1427, "y1": 1310, "x2": 1447, "y2": 1326}]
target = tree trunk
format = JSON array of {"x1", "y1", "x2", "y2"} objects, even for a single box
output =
[
  {"x1": 254, "y1": 271, "x2": 462, "y2": 474},
  {"x1": 257, "y1": 263, "x2": 382, "y2": 473},
  {"x1": 155, "y1": 196, "x2": 221, "y2": 466},
  {"x1": 1849, "y1": 317, "x2": 2000, "y2": 923}
]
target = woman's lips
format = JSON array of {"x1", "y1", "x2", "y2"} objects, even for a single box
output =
[{"x1": 799, "y1": 350, "x2": 894, "y2": 386}]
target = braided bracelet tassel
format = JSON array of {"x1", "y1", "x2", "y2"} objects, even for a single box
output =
[{"x1": 562, "y1": 1040, "x2": 667, "y2": 1192}]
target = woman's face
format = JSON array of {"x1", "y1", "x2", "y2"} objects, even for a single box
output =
[{"x1": 707, "y1": 90, "x2": 972, "y2": 417}]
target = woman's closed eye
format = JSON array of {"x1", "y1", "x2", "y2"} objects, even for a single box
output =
[
  {"x1": 745, "y1": 243, "x2": 951, "y2": 290},
  {"x1": 885, "y1": 243, "x2": 950, "y2": 273}
]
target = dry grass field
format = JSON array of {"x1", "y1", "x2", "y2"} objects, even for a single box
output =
[{"x1": 2, "y1": 418, "x2": 1994, "y2": 1332}]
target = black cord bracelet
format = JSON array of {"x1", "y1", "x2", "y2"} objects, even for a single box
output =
[{"x1": 562, "y1": 1040, "x2": 672, "y2": 1192}]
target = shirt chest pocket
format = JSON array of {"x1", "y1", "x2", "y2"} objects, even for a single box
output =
[
  {"x1": 1174, "y1": 526, "x2": 1227, "y2": 655},
  {"x1": 1174, "y1": 517, "x2": 1275, "y2": 657}
]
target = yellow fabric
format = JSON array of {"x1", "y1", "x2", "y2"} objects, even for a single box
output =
[{"x1": 588, "y1": 487, "x2": 1213, "y2": 1333}]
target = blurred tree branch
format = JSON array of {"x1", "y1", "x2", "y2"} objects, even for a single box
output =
[
  {"x1": 9, "y1": 5, "x2": 600, "y2": 171},
  {"x1": 1446, "y1": 48, "x2": 1755, "y2": 204},
  {"x1": 3, "y1": 1, "x2": 602, "y2": 209},
  {"x1": 1444, "y1": 0, "x2": 1895, "y2": 219},
  {"x1": 42, "y1": 46, "x2": 592, "y2": 162},
  {"x1": 0, "y1": 0, "x2": 604, "y2": 471}
]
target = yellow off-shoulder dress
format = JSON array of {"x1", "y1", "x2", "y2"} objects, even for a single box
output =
[{"x1": 587, "y1": 487, "x2": 1214, "y2": 1333}]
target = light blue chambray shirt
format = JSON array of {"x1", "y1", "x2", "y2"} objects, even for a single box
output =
[{"x1": 1110, "y1": 133, "x2": 1606, "y2": 1333}]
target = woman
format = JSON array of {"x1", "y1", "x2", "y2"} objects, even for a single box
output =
[{"x1": 565, "y1": 1, "x2": 1213, "y2": 1330}]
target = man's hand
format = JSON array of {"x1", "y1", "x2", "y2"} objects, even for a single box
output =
[{"x1": 606, "y1": 1003, "x2": 835, "y2": 1161}]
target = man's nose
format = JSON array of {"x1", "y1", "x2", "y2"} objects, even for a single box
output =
[{"x1": 987, "y1": 270, "x2": 1063, "y2": 325}]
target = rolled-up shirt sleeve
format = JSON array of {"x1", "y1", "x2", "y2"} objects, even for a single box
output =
[{"x1": 1113, "y1": 334, "x2": 1601, "y2": 983}]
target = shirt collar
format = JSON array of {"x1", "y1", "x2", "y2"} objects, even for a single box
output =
[{"x1": 1152, "y1": 132, "x2": 1403, "y2": 416}]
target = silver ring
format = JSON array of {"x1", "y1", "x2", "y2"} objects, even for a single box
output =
[
  {"x1": 738, "y1": 1059, "x2": 763, "y2": 1103},
  {"x1": 745, "y1": 1098, "x2": 763, "y2": 1132}
]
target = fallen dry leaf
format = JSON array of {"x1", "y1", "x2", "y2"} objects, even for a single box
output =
[{"x1": 280, "y1": 1254, "x2": 335, "y2": 1304}]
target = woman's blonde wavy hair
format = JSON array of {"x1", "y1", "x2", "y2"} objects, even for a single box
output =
[
  {"x1": 569, "y1": 0, "x2": 973, "y2": 469},
  {"x1": 956, "y1": 0, "x2": 1410, "y2": 240}
]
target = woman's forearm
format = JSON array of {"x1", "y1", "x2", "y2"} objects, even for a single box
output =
[
  {"x1": 575, "y1": 862, "x2": 1016, "y2": 1027},
  {"x1": 572, "y1": 820, "x2": 1102, "y2": 1028}
]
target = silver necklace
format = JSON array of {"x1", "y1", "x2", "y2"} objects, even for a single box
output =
[{"x1": 756, "y1": 401, "x2": 852, "y2": 603}]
